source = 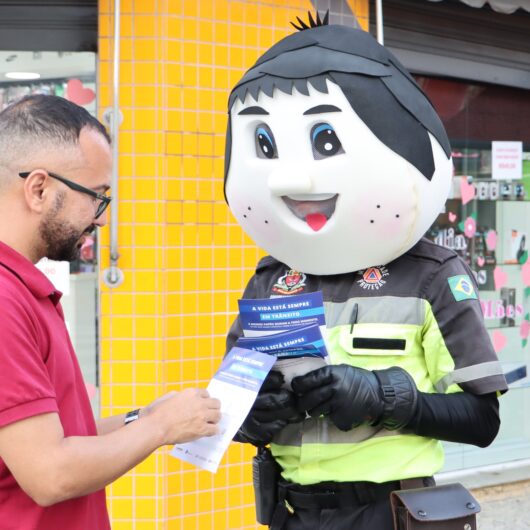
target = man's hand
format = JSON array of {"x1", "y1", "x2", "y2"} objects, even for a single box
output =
[
  {"x1": 144, "y1": 388, "x2": 221, "y2": 445},
  {"x1": 291, "y1": 365, "x2": 418, "y2": 432},
  {"x1": 236, "y1": 371, "x2": 303, "y2": 446},
  {"x1": 0, "y1": 388, "x2": 221, "y2": 506}
]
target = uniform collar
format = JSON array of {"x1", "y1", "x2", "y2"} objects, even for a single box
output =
[{"x1": 0, "y1": 240, "x2": 62, "y2": 303}]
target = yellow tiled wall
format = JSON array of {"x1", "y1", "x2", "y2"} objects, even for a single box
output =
[{"x1": 97, "y1": 1, "x2": 368, "y2": 528}]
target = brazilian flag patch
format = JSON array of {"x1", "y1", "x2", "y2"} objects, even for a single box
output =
[{"x1": 448, "y1": 275, "x2": 477, "y2": 301}]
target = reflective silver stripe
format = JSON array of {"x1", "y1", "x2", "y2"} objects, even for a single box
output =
[
  {"x1": 273, "y1": 416, "x2": 397, "y2": 446},
  {"x1": 435, "y1": 361, "x2": 505, "y2": 393},
  {"x1": 324, "y1": 297, "x2": 425, "y2": 328}
]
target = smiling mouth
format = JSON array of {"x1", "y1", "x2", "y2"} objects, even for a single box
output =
[{"x1": 282, "y1": 194, "x2": 338, "y2": 232}]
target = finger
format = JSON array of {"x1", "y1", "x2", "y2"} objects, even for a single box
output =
[
  {"x1": 331, "y1": 412, "x2": 360, "y2": 432},
  {"x1": 206, "y1": 398, "x2": 221, "y2": 409},
  {"x1": 296, "y1": 386, "x2": 334, "y2": 414},
  {"x1": 206, "y1": 409, "x2": 222, "y2": 423},
  {"x1": 254, "y1": 389, "x2": 294, "y2": 410},
  {"x1": 194, "y1": 388, "x2": 210, "y2": 398},
  {"x1": 243, "y1": 417, "x2": 287, "y2": 443},
  {"x1": 201, "y1": 424, "x2": 220, "y2": 437},
  {"x1": 260, "y1": 370, "x2": 285, "y2": 392},
  {"x1": 253, "y1": 405, "x2": 300, "y2": 423},
  {"x1": 291, "y1": 367, "x2": 333, "y2": 395}
]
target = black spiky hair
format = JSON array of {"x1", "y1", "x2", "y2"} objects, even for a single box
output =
[
  {"x1": 223, "y1": 21, "x2": 451, "y2": 201},
  {"x1": 290, "y1": 10, "x2": 329, "y2": 31}
]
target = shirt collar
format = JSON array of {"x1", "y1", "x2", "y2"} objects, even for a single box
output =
[{"x1": 0, "y1": 240, "x2": 62, "y2": 303}]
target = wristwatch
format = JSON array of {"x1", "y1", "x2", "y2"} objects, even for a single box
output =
[{"x1": 124, "y1": 409, "x2": 141, "y2": 425}]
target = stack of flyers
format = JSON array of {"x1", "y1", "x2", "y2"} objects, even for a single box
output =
[
  {"x1": 235, "y1": 291, "x2": 329, "y2": 386},
  {"x1": 238, "y1": 291, "x2": 326, "y2": 337}
]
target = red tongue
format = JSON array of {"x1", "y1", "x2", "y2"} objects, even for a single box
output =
[{"x1": 305, "y1": 213, "x2": 327, "y2": 232}]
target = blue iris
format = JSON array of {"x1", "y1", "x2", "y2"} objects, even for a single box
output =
[{"x1": 311, "y1": 122, "x2": 343, "y2": 159}]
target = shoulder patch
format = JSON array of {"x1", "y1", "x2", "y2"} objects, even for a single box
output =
[{"x1": 448, "y1": 275, "x2": 477, "y2": 301}]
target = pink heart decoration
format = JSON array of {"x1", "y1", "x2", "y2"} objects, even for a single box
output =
[
  {"x1": 493, "y1": 267, "x2": 508, "y2": 290},
  {"x1": 520, "y1": 320, "x2": 530, "y2": 340},
  {"x1": 448, "y1": 212, "x2": 457, "y2": 223},
  {"x1": 522, "y1": 260, "x2": 530, "y2": 286},
  {"x1": 476, "y1": 256, "x2": 485, "y2": 267},
  {"x1": 460, "y1": 178, "x2": 476, "y2": 205},
  {"x1": 66, "y1": 79, "x2": 96, "y2": 106},
  {"x1": 464, "y1": 217, "x2": 477, "y2": 238},
  {"x1": 485, "y1": 230, "x2": 497, "y2": 251},
  {"x1": 492, "y1": 330, "x2": 507, "y2": 353}
]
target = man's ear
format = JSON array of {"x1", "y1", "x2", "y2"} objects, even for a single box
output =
[{"x1": 22, "y1": 170, "x2": 49, "y2": 214}]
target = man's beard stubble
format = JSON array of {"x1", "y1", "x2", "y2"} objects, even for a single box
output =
[{"x1": 39, "y1": 192, "x2": 95, "y2": 262}]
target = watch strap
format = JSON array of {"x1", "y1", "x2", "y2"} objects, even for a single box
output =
[{"x1": 124, "y1": 408, "x2": 141, "y2": 425}]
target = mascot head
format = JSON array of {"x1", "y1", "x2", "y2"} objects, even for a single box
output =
[{"x1": 224, "y1": 13, "x2": 452, "y2": 275}]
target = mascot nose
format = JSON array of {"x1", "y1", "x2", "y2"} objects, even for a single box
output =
[{"x1": 268, "y1": 168, "x2": 313, "y2": 196}]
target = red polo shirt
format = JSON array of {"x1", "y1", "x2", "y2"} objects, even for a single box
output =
[{"x1": 0, "y1": 241, "x2": 110, "y2": 530}]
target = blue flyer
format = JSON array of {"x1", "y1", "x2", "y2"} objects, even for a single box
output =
[
  {"x1": 214, "y1": 346, "x2": 277, "y2": 390},
  {"x1": 235, "y1": 324, "x2": 328, "y2": 359},
  {"x1": 171, "y1": 347, "x2": 275, "y2": 473},
  {"x1": 238, "y1": 291, "x2": 326, "y2": 336}
]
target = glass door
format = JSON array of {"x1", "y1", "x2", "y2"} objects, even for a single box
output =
[{"x1": 417, "y1": 76, "x2": 530, "y2": 471}]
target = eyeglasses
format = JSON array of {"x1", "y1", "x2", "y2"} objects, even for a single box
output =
[{"x1": 19, "y1": 170, "x2": 112, "y2": 219}]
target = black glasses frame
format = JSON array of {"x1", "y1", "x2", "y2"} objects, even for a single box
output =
[{"x1": 19, "y1": 170, "x2": 112, "y2": 219}]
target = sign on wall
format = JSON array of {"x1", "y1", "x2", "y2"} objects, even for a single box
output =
[{"x1": 492, "y1": 141, "x2": 523, "y2": 180}]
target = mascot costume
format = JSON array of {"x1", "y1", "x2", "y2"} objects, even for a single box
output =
[{"x1": 224, "y1": 12, "x2": 507, "y2": 530}]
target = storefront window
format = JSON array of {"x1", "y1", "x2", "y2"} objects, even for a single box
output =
[
  {"x1": 0, "y1": 51, "x2": 100, "y2": 415},
  {"x1": 417, "y1": 76, "x2": 530, "y2": 472}
]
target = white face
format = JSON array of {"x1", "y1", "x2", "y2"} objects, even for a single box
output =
[{"x1": 226, "y1": 79, "x2": 452, "y2": 275}]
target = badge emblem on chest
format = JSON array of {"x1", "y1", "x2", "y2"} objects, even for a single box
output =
[
  {"x1": 357, "y1": 266, "x2": 389, "y2": 290},
  {"x1": 272, "y1": 269, "x2": 307, "y2": 295}
]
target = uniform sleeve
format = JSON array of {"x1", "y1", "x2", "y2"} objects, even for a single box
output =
[
  {"x1": 225, "y1": 273, "x2": 259, "y2": 355},
  {"x1": 0, "y1": 295, "x2": 58, "y2": 427},
  {"x1": 422, "y1": 256, "x2": 508, "y2": 395},
  {"x1": 410, "y1": 391, "x2": 500, "y2": 447}
]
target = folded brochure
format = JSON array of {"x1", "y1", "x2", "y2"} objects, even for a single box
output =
[{"x1": 171, "y1": 347, "x2": 275, "y2": 473}]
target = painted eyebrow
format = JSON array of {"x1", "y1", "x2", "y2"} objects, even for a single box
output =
[
  {"x1": 303, "y1": 104, "x2": 342, "y2": 115},
  {"x1": 238, "y1": 106, "x2": 269, "y2": 115}
]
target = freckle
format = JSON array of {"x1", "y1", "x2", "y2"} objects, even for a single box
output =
[
  {"x1": 376, "y1": 205, "x2": 381, "y2": 208},
  {"x1": 370, "y1": 220, "x2": 374, "y2": 224},
  {"x1": 265, "y1": 220, "x2": 269, "y2": 224},
  {"x1": 243, "y1": 215, "x2": 247, "y2": 218},
  {"x1": 248, "y1": 206, "x2": 252, "y2": 211},
  {"x1": 395, "y1": 214, "x2": 400, "y2": 218}
]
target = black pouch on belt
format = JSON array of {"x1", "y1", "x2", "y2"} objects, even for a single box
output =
[
  {"x1": 390, "y1": 482, "x2": 480, "y2": 530},
  {"x1": 253, "y1": 446, "x2": 282, "y2": 525}
]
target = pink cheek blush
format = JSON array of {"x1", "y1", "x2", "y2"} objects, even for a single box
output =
[
  {"x1": 230, "y1": 197, "x2": 282, "y2": 246},
  {"x1": 351, "y1": 197, "x2": 414, "y2": 240},
  {"x1": 375, "y1": 215, "x2": 410, "y2": 239}
]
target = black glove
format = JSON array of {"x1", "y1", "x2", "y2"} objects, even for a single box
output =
[
  {"x1": 235, "y1": 370, "x2": 303, "y2": 446},
  {"x1": 291, "y1": 364, "x2": 418, "y2": 432}
]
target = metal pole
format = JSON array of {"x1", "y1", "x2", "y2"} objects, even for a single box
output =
[
  {"x1": 376, "y1": 0, "x2": 384, "y2": 45},
  {"x1": 104, "y1": 0, "x2": 124, "y2": 287}
]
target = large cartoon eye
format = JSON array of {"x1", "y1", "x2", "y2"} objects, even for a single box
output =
[
  {"x1": 255, "y1": 124, "x2": 278, "y2": 159},
  {"x1": 311, "y1": 122, "x2": 344, "y2": 159}
]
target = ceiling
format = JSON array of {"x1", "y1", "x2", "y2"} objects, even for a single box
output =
[{"x1": 0, "y1": 51, "x2": 95, "y2": 84}]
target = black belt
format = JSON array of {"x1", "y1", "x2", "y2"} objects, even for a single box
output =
[{"x1": 278, "y1": 477, "x2": 434, "y2": 510}]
